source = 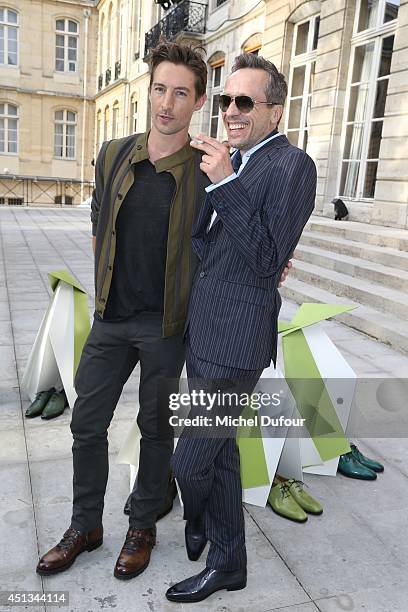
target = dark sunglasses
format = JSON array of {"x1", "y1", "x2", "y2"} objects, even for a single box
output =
[{"x1": 219, "y1": 94, "x2": 277, "y2": 113}]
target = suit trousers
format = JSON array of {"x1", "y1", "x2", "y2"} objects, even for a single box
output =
[
  {"x1": 70, "y1": 312, "x2": 185, "y2": 532},
  {"x1": 171, "y1": 343, "x2": 262, "y2": 571}
]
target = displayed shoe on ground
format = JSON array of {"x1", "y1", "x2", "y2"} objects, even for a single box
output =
[
  {"x1": 36, "y1": 526, "x2": 103, "y2": 575},
  {"x1": 337, "y1": 452, "x2": 377, "y2": 480},
  {"x1": 267, "y1": 481, "x2": 308, "y2": 523},
  {"x1": 165, "y1": 567, "x2": 247, "y2": 603},
  {"x1": 41, "y1": 390, "x2": 68, "y2": 420},
  {"x1": 114, "y1": 527, "x2": 156, "y2": 580},
  {"x1": 185, "y1": 515, "x2": 207, "y2": 561},
  {"x1": 25, "y1": 387, "x2": 56, "y2": 418},
  {"x1": 123, "y1": 476, "x2": 177, "y2": 520},
  {"x1": 350, "y1": 443, "x2": 384, "y2": 473},
  {"x1": 287, "y1": 479, "x2": 323, "y2": 515}
]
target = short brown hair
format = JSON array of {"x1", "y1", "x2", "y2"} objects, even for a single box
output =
[
  {"x1": 149, "y1": 40, "x2": 207, "y2": 100},
  {"x1": 231, "y1": 53, "x2": 288, "y2": 106}
]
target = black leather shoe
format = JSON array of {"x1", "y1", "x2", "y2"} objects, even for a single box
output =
[
  {"x1": 123, "y1": 477, "x2": 177, "y2": 521},
  {"x1": 185, "y1": 515, "x2": 207, "y2": 561},
  {"x1": 41, "y1": 390, "x2": 68, "y2": 420},
  {"x1": 25, "y1": 388, "x2": 56, "y2": 418},
  {"x1": 165, "y1": 567, "x2": 247, "y2": 603}
]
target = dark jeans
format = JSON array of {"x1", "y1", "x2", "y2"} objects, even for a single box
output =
[{"x1": 70, "y1": 312, "x2": 185, "y2": 532}]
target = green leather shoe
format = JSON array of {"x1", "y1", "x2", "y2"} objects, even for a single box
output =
[
  {"x1": 41, "y1": 390, "x2": 68, "y2": 420},
  {"x1": 338, "y1": 452, "x2": 377, "y2": 480},
  {"x1": 25, "y1": 388, "x2": 56, "y2": 418},
  {"x1": 287, "y1": 480, "x2": 323, "y2": 515},
  {"x1": 268, "y1": 482, "x2": 308, "y2": 523},
  {"x1": 350, "y1": 444, "x2": 384, "y2": 473}
]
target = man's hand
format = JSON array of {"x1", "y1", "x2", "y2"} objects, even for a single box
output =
[
  {"x1": 190, "y1": 134, "x2": 234, "y2": 184},
  {"x1": 278, "y1": 259, "x2": 293, "y2": 287}
]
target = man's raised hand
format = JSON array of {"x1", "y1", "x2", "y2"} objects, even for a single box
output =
[{"x1": 190, "y1": 134, "x2": 234, "y2": 184}]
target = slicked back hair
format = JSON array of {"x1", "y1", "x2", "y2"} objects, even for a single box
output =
[
  {"x1": 231, "y1": 53, "x2": 288, "y2": 106},
  {"x1": 149, "y1": 40, "x2": 207, "y2": 100}
]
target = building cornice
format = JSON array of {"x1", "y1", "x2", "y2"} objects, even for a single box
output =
[
  {"x1": 54, "y1": 0, "x2": 95, "y2": 7},
  {"x1": 0, "y1": 84, "x2": 96, "y2": 101},
  {"x1": 95, "y1": 77, "x2": 130, "y2": 98}
]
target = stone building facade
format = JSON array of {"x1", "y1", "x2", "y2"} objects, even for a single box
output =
[
  {"x1": 3, "y1": 0, "x2": 407, "y2": 226},
  {"x1": 94, "y1": 0, "x2": 407, "y2": 228},
  {"x1": 263, "y1": 0, "x2": 407, "y2": 227},
  {"x1": 0, "y1": 0, "x2": 97, "y2": 206}
]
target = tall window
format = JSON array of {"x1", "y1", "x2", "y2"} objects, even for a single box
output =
[
  {"x1": 54, "y1": 110, "x2": 76, "y2": 158},
  {"x1": 0, "y1": 8, "x2": 18, "y2": 66},
  {"x1": 99, "y1": 14, "x2": 105, "y2": 74},
  {"x1": 56, "y1": 19, "x2": 78, "y2": 72},
  {"x1": 112, "y1": 102, "x2": 119, "y2": 138},
  {"x1": 133, "y1": 0, "x2": 142, "y2": 60},
  {"x1": 107, "y1": 3, "x2": 113, "y2": 69},
  {"x1": 208, "y1": 58, "x2": 224, "y2": 139},
  {"x1": 131, "y1": 98, "x2": 138, "y2": 133},
  {"x1": 0, "y1": 103, "x2": 18, "y2": 153},
  {"x1": 104, "y1": 106, "x2": 110, "y2": 140},
  {"x1": 357, "y1": 0, "x2": 399, "y2": 31},
  {"x1": 96, "y1": 110, "x2": 102, "y2": 153},
  {"x1": 116, "y1": 1, "x2": 125, "y2": 65},
  {"x1": 286, "y1": 15, "x2": 320, "y2": 150},
  {"x1": 339, "y1": 0, "x2": 399, "y2": 199}
]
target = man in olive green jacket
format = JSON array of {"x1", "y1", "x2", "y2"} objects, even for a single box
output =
[{"x1": 36, "y1": 41, "x2": 208, "y2": 581}]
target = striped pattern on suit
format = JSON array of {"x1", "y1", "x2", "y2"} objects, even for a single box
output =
[
  {"x1": 171, "y1": 345, "x2": 262, "y2": 571},
  {"x1": 186, "y1": 134, "x2": 317, "y2": 370}
]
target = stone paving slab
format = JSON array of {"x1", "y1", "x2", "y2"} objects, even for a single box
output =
[{"x1": 1, "y1": 208, "x2": 408, "y2": 612}]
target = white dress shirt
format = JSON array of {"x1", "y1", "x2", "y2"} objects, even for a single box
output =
[{"x1": 206, "y1": 131, "x2": 281, "y2": 230}]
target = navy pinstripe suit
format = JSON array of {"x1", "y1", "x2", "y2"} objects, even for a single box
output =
[{"x1": 171, "y1": 134, "x2": 317, "y2": 571}]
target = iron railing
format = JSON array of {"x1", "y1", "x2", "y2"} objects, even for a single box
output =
[
  {"x1": 0, "y1": 175, "x2": 94, "y2": 206},
  {"x1": 145, "y1": 0, "x2": 206, "y2": 57}
]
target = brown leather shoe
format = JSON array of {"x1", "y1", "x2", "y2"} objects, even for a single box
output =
[
  {"x1": 36, "y1": 526, "x2": 103, "y2": 576},
  {"x1": 114, "y1": 527, "x2": 156, "y2": 580}
]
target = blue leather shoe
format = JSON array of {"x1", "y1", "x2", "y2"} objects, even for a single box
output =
[
  {"x1": 185, "y1": 515, "x2": 207, "y2": 561},
  {"x1": 338, "y1": 452, "x2": 377, "y2": 480},
  {"x1": 166, "y1": 567, "x2": 247, "y2": 602},
  {"x1": 350, "y1": 444, "x2": 384, "y2": 473}
]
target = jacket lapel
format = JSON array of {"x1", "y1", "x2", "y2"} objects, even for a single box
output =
[
  {"x1": 192, "y1": 192, "x2": 213, "y2": 239},
  {"x1": 192, "y1": 134, "x2": 290, "y2": 241}
]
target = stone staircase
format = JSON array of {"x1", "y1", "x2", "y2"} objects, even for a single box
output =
[{"x1": 281, "y1": 216, "x2": 408, "y2": 354}]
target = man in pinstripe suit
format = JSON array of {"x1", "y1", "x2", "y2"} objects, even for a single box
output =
[{"x1": 166, "y1": 53, "x2": 317, "y2": 603}]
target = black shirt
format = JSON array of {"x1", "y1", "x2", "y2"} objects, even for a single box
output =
[{"x1": 103, "y1": 159, "x2": 176, "y2": 320}]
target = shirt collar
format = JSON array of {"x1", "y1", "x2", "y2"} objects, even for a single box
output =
[
  {"x1": 128, "y1": 131, "x2": 195, "y2": 172},
  {"x1": 232, "y1": 128, "x2": 280, "y2": 162}
]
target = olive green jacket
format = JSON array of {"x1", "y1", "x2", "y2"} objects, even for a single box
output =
[{"x1": 91, "y1": 131, "x2": 209, "y2": 336}]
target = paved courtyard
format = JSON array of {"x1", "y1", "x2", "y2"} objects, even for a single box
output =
[{"x1": 0, "y1": 207, "x2": 408, "y2": 612}]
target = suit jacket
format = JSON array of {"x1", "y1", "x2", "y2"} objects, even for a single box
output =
[{"x1": 186, "y1": 134, "x2": 317, "y2": 370}]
